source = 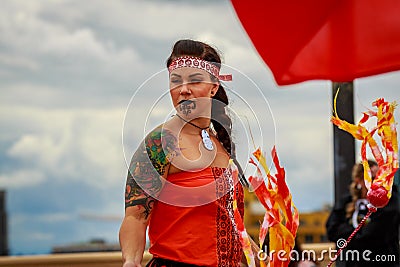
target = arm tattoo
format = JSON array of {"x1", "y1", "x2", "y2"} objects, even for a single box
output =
[{"x1": 124, "y1": 128, "x2": 178, "y2": 219}]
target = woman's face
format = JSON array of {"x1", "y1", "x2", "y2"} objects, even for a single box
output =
[
  {"x1": 169, "y1": 67, "x2": 219, "y2": 119},
  {"x1": 370, "y1": 165, "x2": 379, "y2": 179},
  {"x1": 355, "y1": 164, "x2": 379, "y2": 198}
]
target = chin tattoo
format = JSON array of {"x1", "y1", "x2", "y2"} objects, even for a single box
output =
[{"x1": 179, "y1": 101, "x2": 196, "y2": 116}]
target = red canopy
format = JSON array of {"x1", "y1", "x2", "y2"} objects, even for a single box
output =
[{"x1": 231, "y1": 0, "x2": 400, "y2": 85}]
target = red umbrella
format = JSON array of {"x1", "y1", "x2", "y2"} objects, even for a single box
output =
[
  {"x1": 231, "y1": 0, "x2": 400, "y2": 85},
  {"x1": 231, "y1": 1, "x2": 400, "y2": 256}
]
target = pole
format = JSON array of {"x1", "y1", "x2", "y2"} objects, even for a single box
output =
[
  {"x1": 332, "y1": 82, "x2": 355, "y2": 204},
  {"x1": 0, "y1": 190, "x2": 8, "y2": 256}
]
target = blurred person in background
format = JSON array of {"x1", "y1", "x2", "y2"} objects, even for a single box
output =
[{"x1": 326, "y1": 160, "x2": 400, "y2": 267}]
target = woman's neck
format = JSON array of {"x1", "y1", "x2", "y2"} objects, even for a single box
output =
[{"x1": 175, "y1": 115, "x2": 211, "y2": 135}]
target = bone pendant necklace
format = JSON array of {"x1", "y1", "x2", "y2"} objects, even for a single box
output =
[{"x1": 175, "y1": 114, "x2": 214, "y2": 151}]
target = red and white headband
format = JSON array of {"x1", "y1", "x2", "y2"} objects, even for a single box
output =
[{"x1": 168, "y1": 56, "x2": 232, "y2": 81}]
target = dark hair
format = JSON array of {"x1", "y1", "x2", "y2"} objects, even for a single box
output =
[
  {"x1": 166, "y1": 39, "x2": 232, "y2": 154},
  {"x1": 351, "y1": 160, "x2": 378, "y2": 182},
  {"x1": 346, "y1": 160, "x2": 378, "y2": 218},
  {"x1": 167, "y1": 40, "x2": 247, "y2": 186}
]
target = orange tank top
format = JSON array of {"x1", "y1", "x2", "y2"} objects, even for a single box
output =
[{"x1": 148, "y1": 167, "x2": 244, "y2": 266}]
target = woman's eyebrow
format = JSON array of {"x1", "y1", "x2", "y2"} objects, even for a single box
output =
[
  {"x1": 188, "y1": 73, "x2": 204, "y2": 78},
  {"x1": 170, "y1": 72, "x2": 204, "y2": 78}
]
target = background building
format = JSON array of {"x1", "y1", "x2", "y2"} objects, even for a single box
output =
[
  {"x1": 0, "y1": 190, "x2": 8, "y2": 256},
  {"x1": 51, "y1": 239, "x2": 120, "y2": 254},
  {"x1": 296, "y1": 210, "x2": 330, "y2": 244}
]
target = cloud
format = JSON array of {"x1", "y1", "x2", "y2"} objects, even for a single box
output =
[
  {"x1": 0, "y1": 170, "x2": 45, "y2": 188},
  {"x1": 11, "y1": 212, "x2": 73, "y2": 224},
  {"x1": 8, "y1": 134, "x2": 63, "y2": 165},
  {"x1": 0, "y1": 53, "x2": 39, "y2": 71},
  {"x1": 0, "y1": 0, "x2": 143, "y2": 93},
  {"x1": 1, "y1": 106, "x2": 128, "y2": 190}
]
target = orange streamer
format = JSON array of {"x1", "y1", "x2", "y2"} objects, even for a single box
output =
[
  {"x1": 332, "y1": 93, "x2": 398, "y2": 208},
  {"x1": 248, "y1": 147, "x2": 299, "y2": 267}
]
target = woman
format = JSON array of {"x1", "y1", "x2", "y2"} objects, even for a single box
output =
[
  {"x1": 326, "y1": 160, "x2": 400, "y2": 267},
  {"x1": 119, "y1": 40, "x2": 259, "y2": 267}
]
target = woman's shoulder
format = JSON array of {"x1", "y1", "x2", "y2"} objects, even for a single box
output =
[
  {"x1": 146, "y1": 123, "x2": 178, "y2": 144},
  {"x1": 144, "y1": 124, "x2": 179, "y2": 162},
  {"x1": 145, "y1": 124, "x2": 175, "y2": 142},
  {"x1": 146, "y1": 119, "x2": 180, "y2": 139}
]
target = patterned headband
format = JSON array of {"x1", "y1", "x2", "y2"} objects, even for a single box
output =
[{"x1": 168, "y1": 56, "x2": 232, "y2": 81}]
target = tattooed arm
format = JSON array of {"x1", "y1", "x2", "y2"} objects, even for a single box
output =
[{"x1": 119, "y1": 127, "x2": 177, "y2": 267}]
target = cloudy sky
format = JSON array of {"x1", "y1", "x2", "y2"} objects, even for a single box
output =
[{"x1": 1, "y1": 0, "x2": 399, "y2": 255}]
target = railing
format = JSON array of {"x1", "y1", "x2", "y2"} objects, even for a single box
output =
[
  {"x1": 0, "y1": 243, "x2": 335, "y2": 266},
  {"x1": 0, "y1": 251, "x2": 151, "y2": 267}
]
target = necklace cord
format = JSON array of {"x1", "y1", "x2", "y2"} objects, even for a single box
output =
[{"x1": 175, "y1": 114, "x2": 210, "y2": 131}]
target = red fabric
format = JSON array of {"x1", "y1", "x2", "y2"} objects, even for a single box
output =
[
  {"x1": 231, "y1": 0, "x2": 400, "y2": 85},
  {"x1": 148, "y1": 167, "x2": 244, "y2": 267}
]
